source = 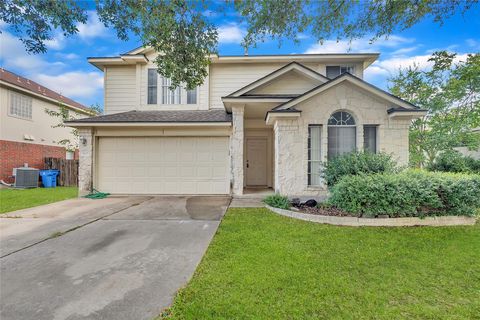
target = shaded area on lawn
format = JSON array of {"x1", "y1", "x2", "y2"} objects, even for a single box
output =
[
  {"x1": 161, "y1": 208, "x2": 480, "y2": 319},
  {"x1": 0, "y1": 187, "x2": 78, "y2": 214}
]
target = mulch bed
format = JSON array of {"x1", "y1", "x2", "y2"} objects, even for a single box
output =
[{"x1": 293, "y1": 205, "x2": 358, "y2": 217}]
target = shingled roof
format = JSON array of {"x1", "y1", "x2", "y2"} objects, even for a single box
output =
[
  {"x1": 66, "y1": 109, "x2": 232, "y2": 124},
  {"x1": 0, "y1": 68, "x2": 92, "y2": 113}
]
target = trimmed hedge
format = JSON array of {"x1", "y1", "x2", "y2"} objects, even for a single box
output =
[
  {"x1": 323, "y1": 152, "x2": 397, "y2": 187},
  {"x1": 329, "y1": 170, "x2": 480, "y2": 218},
  {"x1": 263, "y1": 194, "x2": 290, "y2": 209},
  {"x1": 428, "y1": 150, "x2": 480, "y2": 173}
]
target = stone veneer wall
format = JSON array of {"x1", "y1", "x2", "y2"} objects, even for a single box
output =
[
  {"x1": 231, "y1": 106, "x2": 244, "y2": 195},
  {"x1": 274, "y1": 82, "x2": 411, "y2": 196},
  {"x1": 78, "y1": 128, "x2": 93, "y2": 195}
]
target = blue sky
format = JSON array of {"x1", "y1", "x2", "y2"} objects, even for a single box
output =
[{"x1": 1, "y1": 4, "x2": 479, "y2": 110}]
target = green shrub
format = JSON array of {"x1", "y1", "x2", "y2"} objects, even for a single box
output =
[
  {"x1": 428, "y1": 150, "x2": 480, "y2": 173},
  {"x1": 263, "y1": 194, "x2": 290, "y2": 209},
  {"x1": 323, "y1": 152, "x2": 397, "y2": 187},
  {"x1": 328, "y1": 170, "x2": 480, "y2": 218}
]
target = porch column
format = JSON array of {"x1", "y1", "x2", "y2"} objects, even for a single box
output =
[
  {"x1": 231, "y1": 105, "x2": 245, "y2": 195},
  {"x1": 273, "y1": 119, "x2": 300, "y2": 195},
  {"x1": 78, "y1": 127, "x2": 93, "y2": 196}
]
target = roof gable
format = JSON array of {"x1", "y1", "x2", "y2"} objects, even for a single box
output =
[
  {"x1": 227, "y1": 62, "x2": 329, "y2": 97},
  {"x1": 272, "y1": 72, "x2": 419, "y2": 111}
]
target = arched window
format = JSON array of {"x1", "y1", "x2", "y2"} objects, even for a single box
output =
[{"x1": 328, "y1": 111, "x2": 356, "y2": 160}]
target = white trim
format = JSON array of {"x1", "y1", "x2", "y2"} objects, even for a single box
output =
[
  {"x1": 66, "y1": 122, "x2": 232, "y2": 128},
  {"x1": 88, "y1": 55, "x2": 148, "y2": 70},
  {"x1": 0, "y1": 81, "x2": 94, "y2": 115},
  {"x1": 265, "y1": 112, "x2": 301, "y2": 125},
  {"x1": 388, "y1": 110, "x2": 427, "y2": 119},
  {"x1": 274, "y1": 75, "x2": 419, "y2": 111},
  {"x1": 222, "y1": 97, "x2": 290, "y2": 104}
]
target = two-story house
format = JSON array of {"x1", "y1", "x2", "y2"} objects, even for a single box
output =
[
  {"x1": 0, "y1": 69, "x2": 95, "y2": 183},
  {"x1": 67, "y1": 47, "x2": 426, "y2": 196}
]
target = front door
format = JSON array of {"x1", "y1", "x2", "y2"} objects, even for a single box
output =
[{"x1": 246, "y1": 137, "x2": 268, "y2": 186}]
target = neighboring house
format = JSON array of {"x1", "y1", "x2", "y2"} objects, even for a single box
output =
[
  {"x1": 67, "y1": 47, "x2": 426, "y2": 196},
  {"x1": 0, "y1": 68, "x2": 94, "y2": 183},
  {"x1": 454, "y1": 127, "x2": 480, "y2": 159}
]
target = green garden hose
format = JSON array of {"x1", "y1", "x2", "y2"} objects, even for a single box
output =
[{"x1": 83, "y1": 188, "x2": 110, "y2": 199}]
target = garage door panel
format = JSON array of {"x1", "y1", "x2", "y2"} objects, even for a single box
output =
[{"x1": 97, "y1": 137, "x2": 230, "y2": 194}]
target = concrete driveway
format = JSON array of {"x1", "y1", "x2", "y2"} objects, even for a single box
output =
[{"x1": 0, "y1": 195, "x2": 230, "y2": 320}]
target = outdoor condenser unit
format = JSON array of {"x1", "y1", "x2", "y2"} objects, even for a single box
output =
[{"x1": 14, "y1": 167, "x2": 39, "y2": 188}]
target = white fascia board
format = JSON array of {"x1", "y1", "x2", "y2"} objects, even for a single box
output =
[
  {"x1": 265, "y1": 112, "x2": 301, "y2": 125},
  {"x1": 388, "y1": 110, "x2": 427, "y2": 119}
]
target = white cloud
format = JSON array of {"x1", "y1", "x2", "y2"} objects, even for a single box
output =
[
  {"x1": 297, "y1": 33, "x2": 310, "y2": 40},
  {"x1": 44, "y1": 33, "x2": 65, "y2": 50},
  {"x1": 76, "y1": 11, "x2": 108, "y2": 40},
  {"x1": 0, "y1": 29, "x2": 102, "y2": 103},
  {"x1": 365, "y1": 53, "x2": 470, "y2": 88},
  {"x1": 218, "y1": 23, "x2": 245, "y2": 44},
  {"x1": 32, "y1": 71, "x2": 103, "y2": 98},
  {"x1": 466, "y1": 38, "x2": 480, "y2": 50},
  {"x1": 305, "y1": 35, "x2": 415, "y2": 53},
  {"x1": 0, "y1": 30, "x2": 64, "y2": 71},
  {"x1": 390, "y1": 46, "x2": 418, "y2": 56},
  {"x1": 55, "y1": 52, "x2": 80, "y2": 60}
]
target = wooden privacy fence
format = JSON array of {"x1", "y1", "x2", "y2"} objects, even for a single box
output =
[{"x1": 44, "y1": 157, "x2": 79, "y2": 186}]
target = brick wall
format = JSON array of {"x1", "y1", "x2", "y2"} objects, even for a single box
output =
[{"x1": 0, "y1": 140, "x2": 77, "y2": 183}]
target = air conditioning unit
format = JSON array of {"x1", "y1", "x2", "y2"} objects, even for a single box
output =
[{"x1": 14, "y1": 168, "x2": 39, "y2": 188}]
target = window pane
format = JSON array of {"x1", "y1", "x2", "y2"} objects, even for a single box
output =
[
  {"x1": 364, "y1": 126, "x2": 377, "y2": 153},
  {"x1": 308, "y1": 125, "x2": 322, "y2": 186},
  {"x1": 326, "y1": 66, "x2": 340, "y2": 78},
  {"x1": 328, "y1": 127, "x2": 356, "y2": 160},
  {"x1": 147, "y1": 69, "x2": 157, "y2": 104},
  {"x1": 187, "y1": 88, "x2": 197, "y2": 104},
  {"x1": 328, "y1": 111, "x2": 355, "y2": 125},
  {"x1": 10, "y1": 92, "x2": 32, "y2": 119}
]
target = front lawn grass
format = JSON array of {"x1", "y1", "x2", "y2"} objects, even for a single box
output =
[
  {"x1": 161, "y1": 207, "x2": 480, "y2": 319},
  {"x1": 0, "y1": 187, "x2": 78, "y2": 213}
]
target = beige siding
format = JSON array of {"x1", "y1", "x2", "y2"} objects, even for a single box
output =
[
  {"x1": 249, "y1": 71, "x2": 319, "y2": 95},
  {"x1": 104, "y1": 66, "x2": 137, "y2": 114},
  {"x1": 0, "y1": 86, "x2": 86, "y2": 147},
  {"x1": 209, "y1": 62, "x2": 320, "y2": 109}
]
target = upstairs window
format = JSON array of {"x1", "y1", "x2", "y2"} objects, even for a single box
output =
[
  {"x1": 328, "y1": 111, "x2": 356, "y2": 160},
  {"x1": 147, "y1": 69, "x2": 198, "y2": 105},
  {"x1": 147, "y1": 69, "x2": 157, "y2": 104},
  {"x1": 9, "y1": 92, "x2": 32, "y2": 119},
  {"x1": 326, "y1": 65, "x2": 354, "y2": 78},
  {"x1": 161, "y1": 77, "x2": 181, "y2": 104},
  {"x1": 187, "y1": 88, "x2": 197, "y2": 104},
  {"x1": 364, "y1": 125, "x2": 378, "y2": 153}
]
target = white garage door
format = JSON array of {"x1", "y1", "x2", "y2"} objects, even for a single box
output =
[{"x1": 97, "y1": 137, "x2": 230, "y2": 194}]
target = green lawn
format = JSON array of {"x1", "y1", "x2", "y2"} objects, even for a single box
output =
[
  {"x1": 0, "y1": 187, "x2": 78, "y2": 213},
  {"x1": 161, "y1": 208, "x2": 480, "y2": 319}
]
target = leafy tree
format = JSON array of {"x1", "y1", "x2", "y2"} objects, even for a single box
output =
[
  {"x1": 389, "y1": 51, "x2": 480, "y2": 167},
  {"x1": 1, "y1": 0, "x2": 477, "y2": 88}
]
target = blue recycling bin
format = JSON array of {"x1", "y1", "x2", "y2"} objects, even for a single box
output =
[{"x1": 39, "y1": 170, "x2": 60, "y2": 188}]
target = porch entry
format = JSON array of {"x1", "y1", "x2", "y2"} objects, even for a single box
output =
[{"x1": 246, "y1": 137, "x2": 268, "y2": 186}]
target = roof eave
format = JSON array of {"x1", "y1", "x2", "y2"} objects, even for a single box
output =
[{"x1": 65, "y1": 121, "x2": 232, "y2": 128}]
